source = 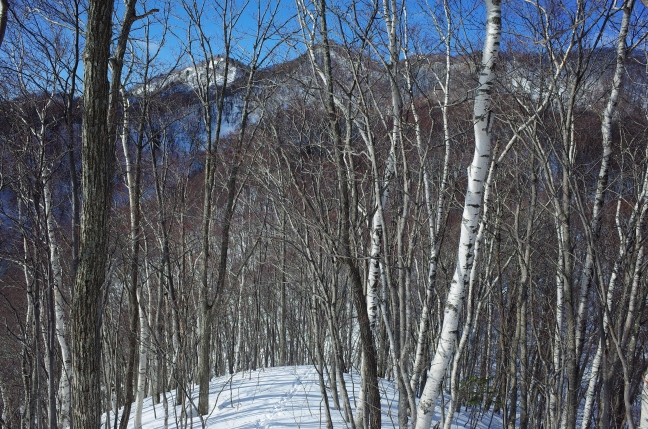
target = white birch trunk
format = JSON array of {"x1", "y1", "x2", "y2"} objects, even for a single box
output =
[
  {"x1": 234, "y1": 271, "x2": 245, "y2": 373},
  {"x1": 134, "y1": 273, "x2": 150, "y2": 429},
  {"x1": 366, "y1": 128, "x2": 396, "y2": 333},
  {"x1": 148, "y1": 261, "x2": 160, "y2": 402},
  {"x1": 354, "y1": 355, "x2": 366, "y2": 429},
  {"x1": 621, "y1": 225, "x2": 647, "y2": 346},
  {"x1": 641, "y1": 367, "x2": 648, "y2": 429},
  {"x1": 366, "y1": 207, "x2": 384, "y2": 331},
  {"x1": 43, "y1": 182, "x2": 71, "y2": 429},
  {"x1": 580, "y1": 342, "x2": 602, "y2": 429},
  {"x1": 581, "y1": 196, "x2": 642, "y2": 429},
  {"x1": 133, "y1": 303, "x2": 148, "y2": 429},
  {"x1": 578, "y1": 5, "x2": 634, "y2": 427},
  {"x1": 413, "y1": 2, "x2": 501, "y2": 427},
  {"x1": 404, "y1": 1, "x2": 452, "y2": 393},
  {"x1": 363, "y1": 141, "x2": 394, "y2": 337},
  {"x1": 443, "y1": 150, "x2": 505, "y2": 429},
  {"x1": 549, "y1": 231, "x2": 564, "y2": 429}
]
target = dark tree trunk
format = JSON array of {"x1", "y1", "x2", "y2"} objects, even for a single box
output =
[
  {"x1": 71, "y1": 1, "x2": 115, "y2": 428},
  {"x1": 0, "y1": 0, "x2": 8, "y2": 49}
]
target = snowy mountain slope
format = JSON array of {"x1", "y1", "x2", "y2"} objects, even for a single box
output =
[
  {"x1": 118, "y1": 366, "x2": 503, "y2": 429},
  {"x1": 132, "y1": 56, "x2": 247, "y2": 97}
]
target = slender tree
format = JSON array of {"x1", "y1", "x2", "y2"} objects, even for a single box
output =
[
  {"x1": 580, "y1": 2, "x2": 637, "y2": 428},
  {"x1": 414, "y1": 0, "x2": 502, "y2": 427}
]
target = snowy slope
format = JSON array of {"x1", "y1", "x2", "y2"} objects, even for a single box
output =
[
  {"x1": 118, "y1": 366, "x2": 503, "y2": 429},
  {"x1": 132, "y1": 56, "x2": 247, "y2": 97}
]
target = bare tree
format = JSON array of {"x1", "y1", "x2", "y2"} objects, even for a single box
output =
[
  {"x1": 2, "y1": 0, "x2": 648, "y2": 426},
  {"x1": 414, "y1": 0, "x2": 502, "y2": 427},
  {"x1": 73, "y1": 0, "x2": 158, "y2": 426},
  {"x1": 71, "y1": 0, "x2": 115, "y2": 428}
]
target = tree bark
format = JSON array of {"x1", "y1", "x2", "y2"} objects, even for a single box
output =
[
  {"x1": 414, "y1": 1, "x2": 502, "y2": 427},
  {"x1": 641, "y1": 367, "x2": 648, "y2": 429},
  {"x1": 0, "y1": 0, "x2": 8, "y2": 49},
  {"x1": 71, "y1": 2, "x2": 115, "y2": 429},
  {"x1": 44, "y1": 182, "x2": 72, "y2": 429}
]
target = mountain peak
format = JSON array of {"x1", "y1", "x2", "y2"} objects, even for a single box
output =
[{"x1": 133, "y1": 55, "x2": 247, "y2": 97}]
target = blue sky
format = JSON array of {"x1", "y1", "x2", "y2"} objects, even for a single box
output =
[
  {"x1": 2, "y1": 0, "x2": 640, "y2": 94},
  {"x1": 123, "y1": 0, "x2": 488, "y2": 73}
]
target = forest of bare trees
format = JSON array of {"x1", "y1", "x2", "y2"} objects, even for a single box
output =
[{"x1": 1, "y1": 0, "x2": 648, "y2": 428}]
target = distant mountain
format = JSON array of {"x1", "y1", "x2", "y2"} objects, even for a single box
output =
[{"x1": 132, "y1": 56, "x2": 248, "y2": 97}]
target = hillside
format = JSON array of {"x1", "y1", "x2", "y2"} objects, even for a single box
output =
[{"x1": 2, "y1": 0, "x2": 648, "y2": 427}]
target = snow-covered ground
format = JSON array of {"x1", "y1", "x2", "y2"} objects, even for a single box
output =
[{"x1": 118, "y1": 365, "x2": 503, "y2": 428}]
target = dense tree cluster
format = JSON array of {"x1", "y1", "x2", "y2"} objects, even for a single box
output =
[{"x1": 1, "y1": 0, "x2": 648, "y2": 428}]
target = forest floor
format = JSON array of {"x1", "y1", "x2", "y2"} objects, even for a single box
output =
[{"x1": 120, "y1": 365, "x2": 503, "y2": 428}]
